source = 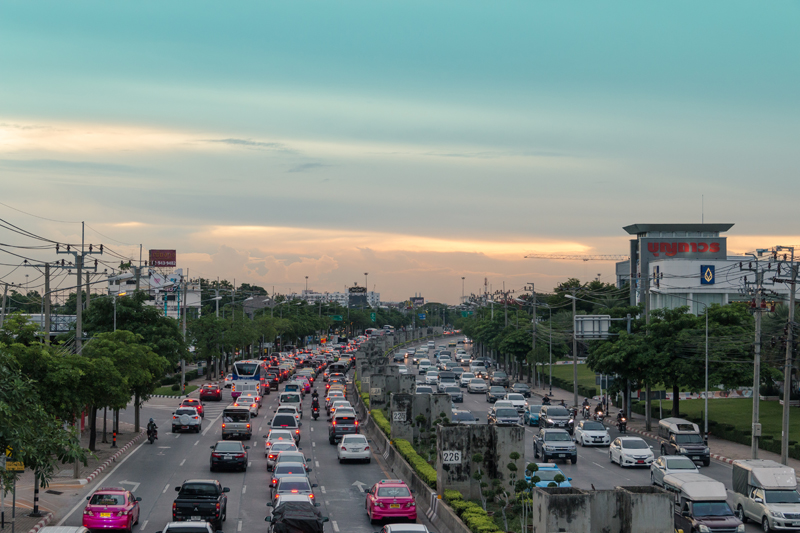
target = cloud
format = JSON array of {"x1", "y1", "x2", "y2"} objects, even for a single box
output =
[
  {"x1": 288, "y1": 162, "x2": 329, "y2": 173},
  {"x1": 203, "y1": 138, "x2": 294, "y2": 153},
  {"x1": 0, "y1": 158, "x2": 143, "y2": 174}
]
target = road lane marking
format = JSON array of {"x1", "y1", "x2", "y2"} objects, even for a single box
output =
[
  {"x1": 320, "y1": 486, "x2": 326, "y2": 493},
  {"x1": 238, "y1": 521, "x2": 242, "y2": 532},
  {"x1": 194, "y1": 440, "x2": 199, "y2": 446},
  {"x1": 592, "y1": 462, "x2": 606, "y2": 469},
  {"x1": 248, "y1": 461, "x2": 252, "y2": 467},
  {"x1": 140, "y1": 520, "x2": 148, "y2": 530},
  {"x1": 163, "y1": 484, "x2": 170, "y2": 493},
  {"x1": 259, "y1": 426, "x2": 263, "y2": 431},
  {"x1": 175, "y1": 434, "x2": 180, "y2": 439},
  {"x1": 180, "y1": 459, "x2": 186, "y2": 466},
  {"x1": 57, "y1": 438, "x2": 147, "y2": 526},
  {"x1": 310, "y1": 427, "x2": 314, "y2": 432},
  {"x1": 242, "y1": 485, "x2": 247, "y2": 494},
  {"x1": 315, "y1": 461, "x2": 319, "y2": 467},
  {"x1": 332, "y1": 521, "x2": 339, "y2": 532},
  {"x1": 203, "y1": 409, "x2": 225, "y2": 436},
  {"x1": 312, "y1": 442, "x2": 316, "y2": 447}
]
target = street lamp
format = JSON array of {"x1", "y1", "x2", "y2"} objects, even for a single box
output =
[
  {"x1": 113, "y1": 292, "x2": 127, "y2": 331},
  {"x1": 564, "y1": 294, "x2": 580, "y2": 408},
  {"x1": 364, "y1": 273, "x2": 369, "y2": 309},
  {"x1": 462, "y1": 277, "x2": 465, "y2": 303}
]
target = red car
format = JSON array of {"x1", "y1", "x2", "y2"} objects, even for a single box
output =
[
  {"x1": 365, "y1": 479, "x2": 417, "y2": 524},
  {"x1": 199, "y1": 384, "x2": 222, "y2": 401},
  {"x1": 82, "y1": 487, "x2": 141, "y2": 533},
  {"x1": 180, "y1": 398, "x2": 204, "y2": 418}
]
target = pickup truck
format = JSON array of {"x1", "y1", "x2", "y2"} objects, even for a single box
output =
[
  {"x1": 172, "y1": 480, "x2": 230, "y2": 530},
  {"x1": 730, "y1": 459, "x2": 800, "y2": 531}
]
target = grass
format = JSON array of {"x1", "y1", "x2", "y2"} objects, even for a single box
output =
[
  {"x1": 651, "y1": 398, "x2": 800, "y2": 443},
  {"x1": 152, "y1": 385, "x2": 199, "y2": 396},
  {"x1": 541, "y1": 362, "x2": 596, "y2": 391}
]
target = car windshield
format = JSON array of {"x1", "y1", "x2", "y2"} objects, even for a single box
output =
[
  {"x1": 273, "y1": 415, "x2": 297, "y2": 426},
  {"x1": 277, "y1": 453, "x2": 304, "y2": 463},
  {"x1": 581, "y1": 422, "x2": 605, "y2": 431},
  {"x1": 674, "y1": 434, "x2": 703, "y2": 444},
  {"x1": 514, "y1": 384, "x2": 530, "y2": 391},
  {"x1": 427, "y1": 372, "x2": 438, "y2": 377},
  {"x1": 377, "y1": 486, "x2": 411, "y2": 498},
  {"x1": 507, "y1": 394, "x2": 524, "y2": 401},
  {"x1": 453, "y1": 412, "x2": 476, "y2": 422},
  {"x1": 621, "y1": 440, "x2": 648, "y2": 449},
  {"x1": 691, "y1": 502, "x2": 734, "y2": 517},
  {"x1": 222, "y1": 411, "x2": 248, "y2": 422},
  {"x1": 277, "y1": 408, "x2": 296, "y2": 414},
  {"x1": 180, "y1": 484, "x2": 219, "y2": 497},
  {"x1": 493, "y1": 372, "x2": 507, "y2": 378},
  {"x1": 281, "y1": 395, "x2": 300, "y2": 403},
  {"x1": 765, "y1": 490, "x2": 800, "y2": 504},
  {"x1": 445, "y1": 387, "x2": 461, "y2": 393},
  {"x1": 462, "y1": 374, "x2": 475, "y2": 379},
  {"x1": 175, "y1": 409, "x2": 197, "y2": 416},
  {"x1": 278, "y1": 481, "x2": 311, "y2": 491},
  {"x1": 533, "y1": 469, "x2": 562, "y2": 482},
  {"x1": 343, "y1": 436, "x2": 367, "y2": 444},
  {"x1": 546, "y1": 407, "x2": 569, "y2": 416},
  {"x1": 490, "y1": 387, "x2": 505, "y2": 393},
  {"x1": 89, "y1": 493, "x2": 125, "y2": 505},
  {"x1": 665, "y1": 457, "x2": 697, "y2": 470},
  {"x1": 470, "y1": 379, "x2": 486, "y2": 385},
  {"x1": 544, "y1": 432, "x2": 571, "y2": 441},
  {"x1": 528, "y1": 405, "x2": 542, "y2": 413},
  {"x1": 168, "y1": 528, "x2": 209, "y2": 533},
  {"x1": 417, "y1": 386, "x2": 432, "y2": 392},
  {"x1": 214, "y1": 442, "x2": 244, "y2": 452},
  {"x1": 270, "y1": 443, "x2": 296, "y2": 452},
  {"x1": 275, "y1": 465, "x2": 306, "y2": 475},
  {"x1": 496, "y1": 409, "x2": 518, "y2": 417}
]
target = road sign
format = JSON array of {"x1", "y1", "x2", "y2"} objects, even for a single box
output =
[
  {"x1": 461, "y1": 311, "x2": 473, "y2": 317},
  {"x1": 331, "y1": 315, "x2": 343, "y2": 321},
  {"x1": 370, "y1": 312, "x2": 376, "y2": 322},
  {"x1": 392, "y1": 412, "x2": 407, "y2": 422},
  {"x1": 441, "y1": 451, "x2": 462, "y2": 464},
  {"x1": 418, "y1": 313, "x2": 426, "y2": 320},
  {"x1": 5, "y1": 461, "x2": 24, "y2": 472}
]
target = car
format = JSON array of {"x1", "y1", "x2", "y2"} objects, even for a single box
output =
[
  {"x1": 467, "y1": 379, "x2": 488, "y2": 394},
  {"x1": 396, "y1": 364, "x2": 409, "y2": 375},
  {"x1": 180, "y1": 398, "x2": 205, "y2": 418},
  {"x1": 650, "y1": 455, "x2": 700, "y2": 487},
  {"x1": 510, "y1": 383, "x2": 532, "y2": 398},
  {"x1": 448, "y1": 341, "x2": 456, "y2": 347},
  {"x1": 375, "y1": 525, "x2": 430, "y2": 533},
  {"x1": 469, "y1": 361, "x2": 487, "y2": 375},
  {"x1": 269, "y1": 493, "x2": 317, "y2": 511},
  {"x1": 417, "y1": 360, "x2": 432, "y2": 374},
  {"x1": 451, "y1": 410, "x2": 477, "y2": 425},
  {"x1": 274, "y1": 451, "x2": 311, "y2": 472},
  {"x1": 533, "y1": 428, "x2": 578, "y2": 464},
  {"x1": 437, "y1": 372, "x2": 457, "y2": 392},
  {"x1": 365, "y1": 479, "x2": 416, "y2": 524},
  {"x1": 223, "y1": 375, "x2": 233, "y2": 388},
  {"x1": 275, "y1": 405, "x2": 302, "y2": 422},
  {"x1": 155, "y1": 521, "x2": 217, "y2": 533},
  {"x1": 393, "y1": 353, "x2": 405, "y2": 362},
  {"x1": 232, "y1": 395, "x2": 259, "y2": 417},
  {"x1": 209, "y1": 441, "x2": 249, "y2": 472},
  {"x1": 329, "y1": 400, "x2": 352, "y2": 417},
  {"x1": 270, "y1": 414, "x2": 301, "y2": 443},
  {"x1": 525, "y1": 464, "x2": 572, "y2": 488},
  {"x1": 573, "y1": 420, "x2": 611, "y2": 447},
  {"x1": 271, "y1": 474, "x2": 317, "y2": 501},
  {"x1": 82, "y1": 487, "x2": 141, "y2": 533},
  {"x1": 609, "y1": 437, "x2": 654, "y2": 467},
  {"x1": 459, "y1": 372, "x2": 476, "y2": 387},
  {"x1": 488, "y1": 406, "x2": 521, "y2": 425},
  {"x1": 241, "y1": 390, "x2": 263, "y2": 407},
  {"x1": 504, "y1": 393, "x2": 527, "y2": 413},
  {"x1": 199, "y1": 384, "x2": 222, "y2": 401},
  {"x1": 539, "y1": 405, "x2": 574, "y2": 434},
  {"x1": 490, "y1": 371, "x2": 509, "y2": 388},
  {"x1": 325, "y1": 390, "x2": 345, "y2": 410},
  {"x1": 415, "y1": 385, "x2": 434, "y2": 395},
  {"x1": 172, "y1": 407, "x2": 202, "y2": 433},
  {"x1": 329, "y1": 412, "x2": 358, "y2": 444},
  {"x1": 486, "y1": 386, "x2": 506, "y2": 403},
  {"x1": 523, "y1": 405, "x2": 543, "y2": 426},
  {"x1": 337, "y1": 434, "x2": 371, "y2": 463},
  {"x1": 444, "y1": 385, "x2": 463, "y2": 403},
  {"x1": 266, "y1": 441, "x2": 299, "y2": 469},
  {"x1": 424, "y1": 371, "x2": 439, "y2": 386}
]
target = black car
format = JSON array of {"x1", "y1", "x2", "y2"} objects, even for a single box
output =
[
  {"x1": 210, "y1": 441, "x2": 249, "y2": 472},
  {"x1": 490, "y1": 372, "x2": 509, "y2": 388},
  {"x1": 328, "y1": 413, "x2": 358, "y2": 444},
  {"x1": 511, "y1": 383, "x2": 532, "y2": 398},
  {"x1": 486, "y1": 386, "x2": 506, "y2": 403}
]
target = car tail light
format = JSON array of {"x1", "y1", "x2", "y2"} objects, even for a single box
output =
[
  {"x1": 116, "y1": 511, "x2": 127, "y2": 517},
  {"x1": 295, "y1": 429, "x2": 300, "y2": 435},
  {"x1": 355, "y1": 421, "x2": 359, "y2": 426},
  {"x1": 83, "y1": 510, "x2": 93, "y2": 516},
  {"x1": 172, "y1": 503, "x2": 177, "y2": 512},
  {"x1": 375, "y1": 501, "x2": 384, "y2": 508},
  {"x1": 193, "y1": 416, "x2": 199, "y2": 420},
  {"x1": 246, "y1": 424, "x2": 251, "y2": 428},
  {"x1": 212, "y1": 453, "x2": 223, "y2": 458},
  {"x1": 215, "y1": 502, "x2": 220, "y2": 517},
  {"x1": 268, "y1": 454, "x2": 275, "y2": 459},
  {"x1": 291, "y1": 490, "x2": 299, "y2": 493},
  {"x1": 235, "y1": 453, "x2": 246, "y2": 458},
  {"x1": 252, "y1": 404, "x2": 256, "y2": 408},
  {"x1": 332, "y1": 421, "x2": 336, "y2": 426},
  {"x1": 271, "y1": 479, "x2": 277, "y2": 486},
  {"x1": 341, "y1": 446, "x2": 347, "y2": 451},
  {"x1": 405, "y1": 501, "x2": 416, "y2": 507},
  {"x1": 222, "y1": 423, "x2": 226, "y2": 428}
]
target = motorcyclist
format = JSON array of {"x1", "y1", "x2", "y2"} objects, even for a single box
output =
[
  {"x1": 541, "y1": 395, "x2": 551, "y2": 405},
  {"x1": 617, "y1": 410, "x2": 625, "y2": 422},
  {"x1": 147, "y1": 418, "x2": 158, "y2": 438},
  {"x1": 559, "y1": 399, "x2": 566, "y2": 407},
  {"x1": 594, "y1": 402, "x2": 604, "y2": 415},
  {"x1": 311, "y1": 389, "x2": 319, "y2": 401},
  {"x1": 311, "y1": 396, "x2": 320, "y2": 411}
]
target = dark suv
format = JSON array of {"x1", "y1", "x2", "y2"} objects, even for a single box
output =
[
  {"x1": 266, "y1": 373, "x2": 280, "y2": 391},
  {"x1": 328, "y1": 413, "x2": 358, "y2": 445},
  {"x1": 533, "y1": 428, "x2": 578, "y2": 464},
  {"x1": 490, "y1": 372, "x2": 509, "y2": 388}
]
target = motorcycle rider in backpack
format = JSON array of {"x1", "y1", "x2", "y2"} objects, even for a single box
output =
[{"x1": 147, "y1": 418, "x2": 158, "y2": 442}]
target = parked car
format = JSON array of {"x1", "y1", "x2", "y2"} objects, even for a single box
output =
[
  {"x1": 172, "y1": 407, "x2": 202, "y2": 433},
  {"x1": 609, "y1": 437, "x2": 654, "y2": 467},
  {"x1": 649, "y1": 455, "x2": 699, "y2": 487},
  {"x1": 209, "y1": 441, "x2": 249, "y2": 472},
  {"x1": 533, "y1": 428, "x2": 578, "y2": 464},
  {"x1": 199, "y1": 384, "x2": 222, "y2": 401},
  {"x1": 573, "y1": 420, "x2": 610, "y2": 446},
  {"x1": 365, "y1": 479, "x2": 416, "y2": 524},
  {"x1": 82, "y1": 487, "x2": 141, "y2": 533}
]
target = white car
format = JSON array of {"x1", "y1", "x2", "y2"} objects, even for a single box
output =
[
  {"x1": 239, "y1": 392, "x2": 262, "y2": 408},
  {"x1": 275, "y1": 405, "x2": 301, "y2": 422},
  {"x1": 337, "y1": 434, "x2": 371, "y2": 463},
  {"x1": 425, "y1": 371, "x2": 439, "y2": 385},
  {"x1": 469, "y1": 362, "x2": 487, "y2": 374},
  {"x1": 418, "y1": 360, "x2": 432, "y2": 373},
  {"x1": 504, "y1": 393, "x2": 528, "y2": 413},
  {"x1": 415, "y1": 385, "x2": 434, "y2": 395},
  {"x1": 265, "y1": 429, "x2": 297, "y2": 456},
  {"x1": 649, "y1": 455, "x2": 700, "y2": 487},
  {"x1": 396, "y1": 364, "x2": 409, "y2": 375},
  {"x1": 233, "y1": 396, "x2": 259, "y2": 417},
  {"x1": 171, "y1": 407, "x2": 202, "y2": 433},
  {"x1": 329, "y1": 400, "x2": 352, "y2": 416},
  {"x1": 573, "y1": 420, "x2": 611, "y2": 446},
  {"x1": 609, "y1": 436, "x2": 654, "y2": 467},
  {"x1": 493, "y1": 400, "x2": 515, "y2": 411},
  {"x1": 467, "y1": 378, "x2": 488, "y2": 393},
  {"x1": 459, "y1": 372, "x2": 476, "y2": 387}
]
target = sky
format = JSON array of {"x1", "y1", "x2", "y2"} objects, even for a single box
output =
[{"x1": 1, "y1": 1, "x2": 799, "y2": 303}]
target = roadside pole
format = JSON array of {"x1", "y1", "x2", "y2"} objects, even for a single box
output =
[{"x1": 781, "y1": 251, "x2": 797, "y2": 464}]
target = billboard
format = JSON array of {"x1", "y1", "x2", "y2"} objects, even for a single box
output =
[
  {"x1": 149, "y1": 249, "x2": 177, "y2": 267},
  {"x1": 410, "y1": 296, "x2": 425, "y2": 306},
  {"x1": 348, "y1": 286, "x2": 367, "y2": 294},
  {"x1": 639, "y1": 238, "x2": 726, "y2": 261}
]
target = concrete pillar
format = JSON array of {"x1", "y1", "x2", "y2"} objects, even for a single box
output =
[
  {"x1": 398, "y1": 375, "x2": 415, "y2": 394},
  {"x1": 390, "y1": 393, "x2": 414, "y2": 442},
  {"x1": 369, "y1": 374, "x2": 387, "y2": 408},
  {"x1": 430, "y1": 393, "x2": 453, "y2": 423},
  {"x1": 491, "y1": 424, "x2": 526, "y2": 490}
]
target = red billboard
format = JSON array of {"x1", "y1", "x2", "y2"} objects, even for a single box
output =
[{"x1": 149, "y1": 249, "x2": 177, "y2": 267}]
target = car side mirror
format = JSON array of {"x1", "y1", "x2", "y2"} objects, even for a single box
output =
[
  {"x1": 312, "y1": 483, "x2": 318, "y2": 487},
  {"x1": 175, "y1": 487, "x2": 181, "y2": 492},
  {"x1": 245, "y1": 446, "x2": 250, "y2": 450},
  {"x1": 264, "y1": 517, "x2": 272, "y2": 522},
  {"x1": 210, "y1": 446, "x2": 215, "y2": 449},
  {"x1": 223, "y1": 487, "x2": 230, "y2": 493},
  {"x1": 263, "y1": 435, "x2": 269, "y2": 438},
  {"x1": 86, "y1": 496, "x2": 90, "y2": 500},
  {"x1": 649, "y1": 446, "x2": 654, "y2": 449},
  {"x1": 299, "y1": 422, "x2": 302, "y2": 426},
  {"x1": 567, "y1": 478, "x2": 572, "y2": 481},
  {"x1": 755, "y1": 497, "x2": 764, "y2": 503},
  {"x1": 135, "y1": 497, "x2": 142, "y2": 502},
  {"x1": 322, "y1": 518, "x2": 329, "y2": 523},
  {"x1": 266, "y1": 503, "x2": 273, "y2": 507},
  {"x1": 681, "y1": 511, "x2": 691, "y2": 517}
]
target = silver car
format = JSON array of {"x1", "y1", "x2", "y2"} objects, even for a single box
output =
[
  {"x1": 467, "y1": 378, "x2": 488, "y2": 394},
  {"x1": 650, "y1": 455, "x2": 699, "y2": 486},
  {"x1": 171, "y1": 407, "x2": 202, "y2": 433}
]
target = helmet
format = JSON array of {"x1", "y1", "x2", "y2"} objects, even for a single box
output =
[{"x1": 149, "y1": 418, "x2": 154, "y2": 422}]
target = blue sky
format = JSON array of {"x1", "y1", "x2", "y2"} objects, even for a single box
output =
[{"x1": 1, "y1": 1, "x2": 798, "y2": 301}]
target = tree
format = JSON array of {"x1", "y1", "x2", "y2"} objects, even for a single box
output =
[{"x1": 81, "y1": 341, "x2": 131, "y2": 451}]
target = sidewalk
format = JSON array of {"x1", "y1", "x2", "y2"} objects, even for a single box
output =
[{"x1": 529, "y1": 380, "x2": 800, "y2": 472}]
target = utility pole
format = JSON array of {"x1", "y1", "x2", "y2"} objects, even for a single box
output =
[
  {"x1": 181, "y1": 271, "x2": 189, "y2": 394},
  {"x1": 644, "y1": 269, "x2": 652, "y2": 432},
  {"x1": 775, "y1": 246, "x2": 797, "y2": 464},
  {"x1": 85, "y1": 272, "x2": 91, "y2": 310},
  {"x1": 44, "y1": 264, "x2": 51, "y2": 345},
  {"x1": 461, "y1": 277, "x2": 465, "y2": 304},
  {"x1": 528, "y1": 282, "x2": 536, "y2": 385},
  {"x1": 0, "y1": 281, "x2": 10, "y2": 328},
  {"x1": 571, "y1": 286, "x2": 579, "y2": 408}
]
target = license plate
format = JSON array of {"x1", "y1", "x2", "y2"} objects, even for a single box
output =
[
  {"x1": 793, "y1": 522, "x2": 800, "y2": 527},
  {"x1": 390, "y1": 504, "x2": 401, "y2": 509},
  {"x1": 191, "y1": 516, "x2": 201, "y2": 520},
  {"x1": 100, "y1": 513, "x2": 111, "y2": 518},
  {"x1": 182, "y1": 426, "x2": 189, "y2": 429},
  {"x1": 558, "y1": 454, "x2": 565, "y2": 458},
  {"x1": 637, "y1": 460, "x2": 644, "y2": 464},
  {"x1": 692, "y1": 456, "x2": 700, "y2": 460}
]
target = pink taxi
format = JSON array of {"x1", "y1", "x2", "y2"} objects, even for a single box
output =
[
  {"x1": 82, "y1": 487, "x2": 141, "y2": 532},
  {"x1": 365, "y1": 479, "x2": 416, "y2": 523}
]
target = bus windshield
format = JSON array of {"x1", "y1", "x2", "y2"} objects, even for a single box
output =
[{"x1": 234, "y1": 362, "x2": 259, "y2": 377}]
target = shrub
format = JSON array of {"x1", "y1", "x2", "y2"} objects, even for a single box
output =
[
  {"x1": 443, "y1": 490, "x2": 463, "y2": 504},
  {"x1": 171, "y1": 383, "x2": 180, "y2": 391},
  {"x1": 462, "y1": 512, "x2": 501, "y2": 533},
  {"x1": 394, "y1": 439, "x2": 437, "y2": 488},
  {"x1": 372, "y1": 410, "x2": 391, "y2": 437},
  {"x1": 361, "y1": 393, "x2": 370, "y2": 408},
  {"x1": 449, "y1": 499, "x2": 473, "y2": 514}
]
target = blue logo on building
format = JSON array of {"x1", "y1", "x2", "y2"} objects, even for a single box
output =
[{"x1": 700, "y1": 265, "x2": 715, "y2": 285}]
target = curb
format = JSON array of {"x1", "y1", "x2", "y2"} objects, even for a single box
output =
[
  {"x1": 27, "y1": 512, "x2": 54, "y2": 533},
  {"x1": 83, "y1": 431, "x2": 146, "y2": 485}
]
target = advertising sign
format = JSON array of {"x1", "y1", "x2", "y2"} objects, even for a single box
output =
[
  {"x1": 640, "y1": 238, "x2": 726, "y2": 261},
  {"x1": 700, "y1": 265, "x2": 716, "y2": 285},
  {"x1": 149, "y1": 249, "x2": 177, "y2": 267},
  {"x1": 418, "y1": 313, "x2": 426, "y2": 320},
  {"x1": 349, "y1": 286, "x2": 367, "y2": 293},
  {"x1": 410, "y1": 296, "x2": 425, "y2": 306}
]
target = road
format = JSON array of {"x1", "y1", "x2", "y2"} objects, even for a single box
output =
[{"x1": 55, "y1": 370, "x2": 439, "y2": 533}]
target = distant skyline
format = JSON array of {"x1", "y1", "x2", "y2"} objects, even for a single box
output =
[{"x1": 2, "y1": 1, "x2": 798, "y2": 303}]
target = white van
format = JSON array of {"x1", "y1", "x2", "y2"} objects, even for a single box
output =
[{"x1": 730, "y1": 459, "x2": 800, "y2": 530}]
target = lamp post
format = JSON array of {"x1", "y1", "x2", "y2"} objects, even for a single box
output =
[
  {"x1": 305, "y1": 276, "x2": 308, "y2": 294},
  {"x1": 364, "y1": 273, "x2": 369, "y2": 309},
  {"x1": 462, "y1": 277, "x2": 465, "y2": 304},
  {"x1": 565, "y1": 293, "x2": 580, "y2": 408},
  {"x1": 113, "y1": 292, "x2": 127, "y2": 331}
]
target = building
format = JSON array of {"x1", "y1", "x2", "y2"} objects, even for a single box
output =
[
  {"x1": 300, "y1": 290, "x2": 351, "y2": 307},
  {"x1": 619, "y1": 223, "x2": 795, "y2": 314},
  {"x1": 106, "y1": 269, "x2": 201, "y2": 320}
]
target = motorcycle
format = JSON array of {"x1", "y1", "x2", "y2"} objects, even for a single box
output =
[
  {"x1": 582, "y1": 406, "x2": 590, "y2": 419},
  {"x1": 593, "y1": 410, "x2": 605, "y2": 422},
  {"x1": 312, "y1": 406, "x2": 320, "y2": 420},
  {"x1": 147, "y1": 427, "x2": 158, "y2": 444},
  {"x1": 617, "y1": 417, "x2": 627, "y2": 433}
]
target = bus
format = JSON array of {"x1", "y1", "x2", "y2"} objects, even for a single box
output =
[{"x1": 231, "y1": 359, "x2": 267, "y2": 398}]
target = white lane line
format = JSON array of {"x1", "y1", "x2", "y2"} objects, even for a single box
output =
[
  {"x1": 140, "y1": 520, "x2": 148, "y2": 530},
  {"x1": 194, "y1": 439, "x2": 199, "y2": 446},
  {"x1": 248, "y1": 461, "x2": 252, "y2": 467},
  {"x1": 203, "y1": 409, "x2": 225, "y2": 436},
  {"x1": 320, "y1": 486, "x2": 326, "y2": 494},
  {"x1": 180, "y1": 459, "x2": 186, "y2": 466},
  {"x1": 332, "y1": 521, "x2": 339, "y2": 532},
  {"x1": 175, "y1": 434, "x2": 180, "y2": 439},
  {"x1": 163, "y1": 483, "x2": 170, "y2": 493},
  {"x1": 57, "y1": 438, "x2": 147, "y2": 526},
  {"x1": 238, "y1": 521, "x2": 242, "y2": 532},
  {"x1": 259, "y1": 426, "x2": 263, "y2": 431},
  {"x1": 312, "y1": 442, "x2": 316, "y2": 447},
  {"x1": 592, "y1": 462, "x2": 606, "y2": 469},
  {"x1": 242, "y1": 485, "x2": 247, "y2": 494},
  {"x1": 315, "y1": 461, "x2": 320, "y2": 468},
  {"x1": 310, "y1": 427, "x2": 314, "y2": 432}
]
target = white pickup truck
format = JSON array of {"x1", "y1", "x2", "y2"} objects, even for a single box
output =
[{"x1": 730, "y1": 459, "x2": 800, "y2": 531}]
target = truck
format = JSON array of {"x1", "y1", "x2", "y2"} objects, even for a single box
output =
[
  {"x1": 662, "y1": 472, "x2": 743, "y2": 533},
  {"x1": 730, "y1": 459, "x2": 800, "y2": 531},
  {"x1": 172, "y1": 480, "x2": 230, "y2": 530}
]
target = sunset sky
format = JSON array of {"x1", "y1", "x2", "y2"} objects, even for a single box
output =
[{"x1": 2, "y1": 1, "x2": 798, "y2": 302}]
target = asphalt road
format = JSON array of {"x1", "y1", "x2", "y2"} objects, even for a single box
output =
[{"x1": 55, "y1": 368, "x2": 439, "y2": 533}]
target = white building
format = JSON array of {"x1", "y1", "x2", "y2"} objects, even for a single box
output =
[
  {"x1": 106, "y1": 269, "x2": 201, "y2": 320},
  {"x1": 301, "y1": 290, "x2": 380, "y2": 308}
]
